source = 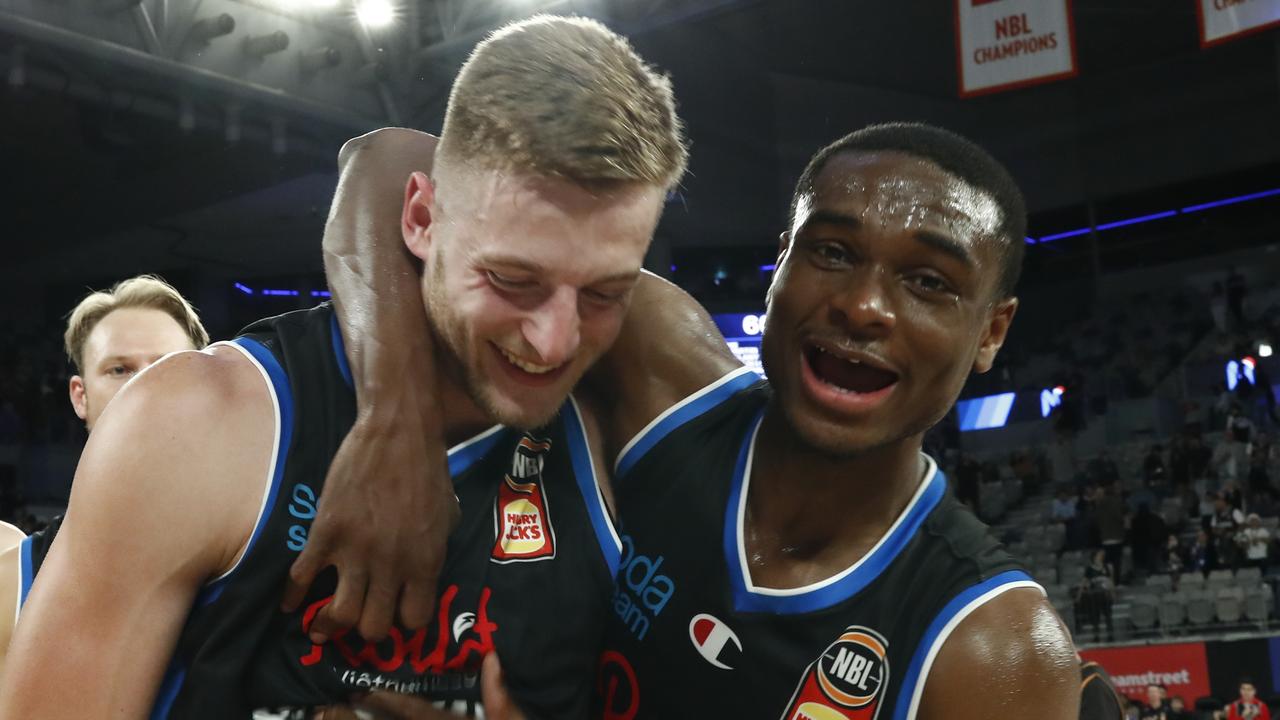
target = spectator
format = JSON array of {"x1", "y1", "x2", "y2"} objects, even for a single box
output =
[
  {"x1": 955, "y1": 454, "x2": 981, "y2": 514},
  {"x1": 1248, "y1": 445, "x2": 1273, "y2": 499},
  {"x1": 1237, "y1": 513, "x2": 1270, "y2": 571},
  {"x1": 1167, "y1": 696, "x2": 1192, "y2": 720},
  {"x1": 1189, "y1": 529, "x2": 1220, "y2": 575},
  {"x1": 1225, "y1": 678, "x2": 1270, "y2": 720},
  {"x1": 1140, "y1": 684, "x2": 1169, "y2": 719},
  {"x1": 1052, "y1": 486, "x2": 1078, "y2": 523},
  {"x1": 1229, "y1": 404, "x2": 1256, "y2": 444},
  {"x1": 1096, "y1": 484, "x2": 1127, "y2": 583},
  {"x1": 1165, "y1": 534, "x2": 1186, "y2": 577},
  {"x1": 1130, "y1": 503, "x2": 1167, "y2": 578},
  {"x1": 1075, "y1": 549, "x2": 1116, "y2": 643}
]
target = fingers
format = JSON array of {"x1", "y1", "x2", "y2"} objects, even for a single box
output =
[
  {"x1": 481, "y1": 653, "x2": 523, "y2": 720},
  {"x1": 309, "y1": 567, "x2": 369, "y2": 644},
  {"x1": 397, "y1": 567, "x2": 440, "y2": 631},
  {"x1": 357, "y1": 570, "x2": 399, "y2": 642},
  {"x1": 283, "y1": 542, "x2": 328, "y2": 613}
]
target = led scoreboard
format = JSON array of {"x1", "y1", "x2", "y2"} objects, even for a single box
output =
[{"x1": 711, "y1": 312, "x2": 767, "y2": 377}]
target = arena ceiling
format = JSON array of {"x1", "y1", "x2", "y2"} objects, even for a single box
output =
[{"x1": 1, "y1": 0, "x2": 1277, "y2": 287}]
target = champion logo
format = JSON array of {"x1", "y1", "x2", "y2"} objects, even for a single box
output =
[{"x1": 688, "y1": 613, "x2": 742, "y2": 670}]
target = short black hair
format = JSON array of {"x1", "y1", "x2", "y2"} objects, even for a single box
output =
[{"x1": 789, "y1": 122, "x2": 1027, "y2": 298}]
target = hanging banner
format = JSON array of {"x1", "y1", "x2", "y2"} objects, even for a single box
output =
[
  {"x1": 1196, "y1": 0, "x2": 1280, "y2": 48},
  {"x1": 1080, "y1": 642, "x2": 1212, "y2": 704},
  {"x1": 955, "y1": 0, "x2": 1078, "y2": 97}
]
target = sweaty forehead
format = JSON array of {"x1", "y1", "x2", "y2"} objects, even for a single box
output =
[{"x1": 806, "y1": 151, "x2": 1005, "y2": 241}]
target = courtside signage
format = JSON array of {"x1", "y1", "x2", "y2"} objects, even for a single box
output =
[
  {"x1": 955, "y1": 0, "x2": 1078, "y2": 97},
  {"x1": 1196, "y1": 0, "x2": 1280, "y2": 47}
]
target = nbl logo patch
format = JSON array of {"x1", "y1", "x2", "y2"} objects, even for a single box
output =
[
  {"x1": 492, "y1": 435, "x2": 556, "y2": 563},
  {"x1": 780, "y1": 626, "x2": 889, "y2": 720}
]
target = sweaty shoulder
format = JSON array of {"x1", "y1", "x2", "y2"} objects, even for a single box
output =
[
  {"x1": 918, "y1": 587, "x2": 1078, "y2": 720},
  {"x1": 67, "y1": 344, "x2": 278, "y2": 579}
]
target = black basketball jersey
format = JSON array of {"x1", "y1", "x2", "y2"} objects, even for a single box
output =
[
  {"x1": 596, "y1": 370, "x2": 1036, "y2": 720},
  {"x1": 20, "y1": 304, "x2": 620, "y2": 719},
  {"x1": 16, "y1": 514, "x2": 62, "y2": 608}
]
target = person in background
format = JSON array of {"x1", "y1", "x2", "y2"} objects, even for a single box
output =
[
  {"x1": 1225, "y1": 678, "x2": 1271, "y2": 720},
  {"x1": 1140, "y1": 684, "x2": 1169, "y2": 720},
  {"x1": 1075, "y1": 549, "x2": 1115, "y2": 643},
  {"x1": 1189, "y1": 528, "x2": 1220, "y2": 575},
  {"x1": 1237, "y1": 513, "x2": 1271, "y2": 571},
  {"x1": 1130, "y1": 502, "x2": 1167, "y2": 578},
  {"x1": 1167, "y1": 696, "x2": 1193, "y2": 720},
  {"x1": 1096, "y1": 483, "x2": 1127, "y2": 584}
]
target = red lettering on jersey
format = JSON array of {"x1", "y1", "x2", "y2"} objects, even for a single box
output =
[
  {"x1": 597, "y1": 650, "x2": 639, "y2": 720},
  {"x1": 299, "y1": 584, "x2": 498, "y2": 675}
]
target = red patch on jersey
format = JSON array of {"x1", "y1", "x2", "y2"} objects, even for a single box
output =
[
  {"x1": 492, "y1": 434, "x2": 556, "y2": 563},
  {"x1": 780, "y1": 627, "x2": 889, "y2": 720}
]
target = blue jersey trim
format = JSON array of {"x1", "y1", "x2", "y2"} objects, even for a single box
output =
[
  {"x1": 447, "y1": 427, "x2": 506, "y2": 477},
  {"x1": 149, "y1": 664, "x2": 187, "y2": 720},
  {"x1": 18, "y1": 535, "x2": 33, "y2": 608},
  {"x1": 724, "y1": 416, "x2": 947, "y2": 615},
  {"x1": 562, "y1": 397, "x2": 622, "y2": 578},
  {"x1": 614, "y1": 368, "x2": 761, "y2": 480},
  {"x1": 890, "y1": 570, "x2": 1037, "y2": 720},
  {"x1": 198, "y1": 337, "x2": 295, "y2": 607},
  {"x1": 330, "y1": 313, "x2": 354, "y2": 390}
]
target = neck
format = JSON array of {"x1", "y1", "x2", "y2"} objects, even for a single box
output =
[{"x1": 744, "y1": 400, "x2": 927, "y2": 586}]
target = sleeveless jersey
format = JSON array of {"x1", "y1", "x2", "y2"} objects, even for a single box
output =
[
  {"x1": 595, "y1": 369, "x2": 1038, "y2": 720},
  {"x1": 19, "y1": 304, "x2": 621, "y2": 719}
]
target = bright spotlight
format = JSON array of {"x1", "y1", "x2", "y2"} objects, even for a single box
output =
[
  {"x1": 355, "y1": 0, "x2": 394, "y2": 27},
  {"x1": 1262, "y1": 343, "x2": 1274, "y2": 358}
]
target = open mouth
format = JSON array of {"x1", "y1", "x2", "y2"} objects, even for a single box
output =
[
  {"x1": 491, "y1": 343, "x2": 569, "y2": 387},
  {"x1": 803, "y1": 343, "x2": 899, "y2": 394}
]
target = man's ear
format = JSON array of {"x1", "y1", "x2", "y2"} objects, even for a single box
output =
[
  {"x1": 69, "y1": 375, "x2": 88, "y2": 421},
  {"x1": 403, "y1": 171, "x2": 436, "y2": 261},
  {"x1": 973, "y1": 297, "x2": 1018, "y2": 374}
]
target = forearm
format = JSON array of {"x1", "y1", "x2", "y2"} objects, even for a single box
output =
[{"x1": 323, "y1": 128, "x2": 441, "y2": 431}]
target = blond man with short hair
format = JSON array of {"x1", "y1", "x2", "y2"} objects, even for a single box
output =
[
  {"x1": 1, "y1": 15, "x2": 684, "y2": 719},
  {"x1": 0, "y1": 275, "x2": 208, "y2": 679}
]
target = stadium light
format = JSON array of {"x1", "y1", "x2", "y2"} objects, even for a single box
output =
[
  {"x1": 355, "y1": 0, "x2": 394, "y2": 28},
  {"x1": 1262, "y1": 343, "x2": 1274, "y2": 358}
]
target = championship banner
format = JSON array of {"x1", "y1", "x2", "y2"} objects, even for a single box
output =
[
  {"x1": 955, "y1": 0, "x2": 1077, "y2": 97},
  {"x1": 1196, "y1": 0, "x2": 1280, "y2": 48},
  {"x1": 1080, "y1": 642, "x2": 1211, "y2": 703}
]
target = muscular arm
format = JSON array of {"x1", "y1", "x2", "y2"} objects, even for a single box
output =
[
  {"x1": 0, "y1": 349, "x2": 272, "y2": 718},
  {"x1": 285, "y1": 128, "x2": 455, "y2": 642},
  {"x1": 918, "y1": 589, "x2": 1079, "y2": 720}
]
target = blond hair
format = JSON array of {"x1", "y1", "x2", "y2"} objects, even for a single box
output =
[
  {"x1": 438, "y1": 14, "x2": 688, "y2": 189},
  {"x1": 64, "y1": 275, "x2": 209, "y2": 374}
]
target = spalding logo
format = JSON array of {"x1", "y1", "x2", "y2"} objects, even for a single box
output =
[{"x1": 780, "y1": 626, "x2": 889, "y2": 720}]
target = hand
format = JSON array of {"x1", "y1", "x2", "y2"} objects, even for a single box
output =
[
  {"x1": 282, "y1": 409, "x2": 457, "y2": 643},
  {"x1": 318, "y1": 654, "x2": 525, "y2": 720}
]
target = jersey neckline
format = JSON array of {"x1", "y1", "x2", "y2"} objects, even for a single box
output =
[{"x1": 723, "y1": 409, "x2": 947, "y2": 614}]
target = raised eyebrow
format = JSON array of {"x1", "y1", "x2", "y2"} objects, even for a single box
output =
[{"x1": 913, "y1": 230, "x2": 975, "y2": 268}]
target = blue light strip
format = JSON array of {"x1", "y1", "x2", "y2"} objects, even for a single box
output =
[
  {"x1": 1029, "y1": 187, "x2": 1280, "y2": 244},
  {"x1": 234, "y1": 282, "x2": 253, "y2": 295},
  {"x1": 311, "y1": 290, "x2": 332, "y2": 298},
  {"x1": 1181, "y1": 187, "x2": 1280, "y2": 214},
  {"x1": 260, "y1": 289, "x2": 299, "y2": 296},
  {"x1": 760, "y1": 263, "x2": 776, "y2": 272}
]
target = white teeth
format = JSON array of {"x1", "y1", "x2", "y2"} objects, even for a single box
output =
[{"x1": 499, "y1": 346, "x2": 557, "y2": 374}]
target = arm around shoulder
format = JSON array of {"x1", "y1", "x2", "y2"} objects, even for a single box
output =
[
  {"x1": 917, "y1": 587, "x2": 1079, "y2": 720},
  {"x1": 0, "y1": 347, "x2": 275, "y2": 719}
]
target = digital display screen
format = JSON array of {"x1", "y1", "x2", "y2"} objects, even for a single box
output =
[{"x1": 711, "y1": 312, "x2": 767, "y2": 377}]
